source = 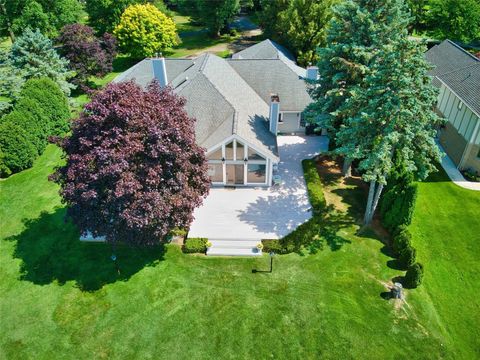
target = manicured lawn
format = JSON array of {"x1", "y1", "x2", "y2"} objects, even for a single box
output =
[{"x1": 2, "y1": 147, "x2": 478, "y2": 358}]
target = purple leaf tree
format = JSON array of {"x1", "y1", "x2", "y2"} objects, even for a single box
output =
[
  {"x1": 51, "y1": 81, "x2": 210, "y2": 246},
  {"x1": 57, "y1": 23, "x2": 117, "y2": 89}
]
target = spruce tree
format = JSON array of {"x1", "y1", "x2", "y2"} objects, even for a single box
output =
[
  {"x1": 334, "y1": 3, "x2": 443, "y2": 224},
  {"x1": 7, "y1": 28, "x2": 74, "y2": 95},
  {"x1": 306, "y1": 0, "x2": 410, "y2": 176}
]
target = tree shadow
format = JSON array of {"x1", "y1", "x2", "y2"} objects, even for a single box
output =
[{"x1": 6, "y1": 208, "x2": 165, "y2": 291}]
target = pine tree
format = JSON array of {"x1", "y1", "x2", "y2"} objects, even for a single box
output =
[
  {"x1": 334, "y1": 4, "x2": 443, "y2": 224},
  {"x1": 7, "y1": 28, "x2": 74, "y2": 95},
  {"x1": 306, "y1": 0, "x2": 411, "y2": 176}
]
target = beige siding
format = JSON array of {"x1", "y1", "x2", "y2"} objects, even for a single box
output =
[
  {"x1": 439, "y1": 123, "x2": 468, "y2": 165},
  {"x1": 462, "y1": 144, "x2": 480, "y2": 173}
]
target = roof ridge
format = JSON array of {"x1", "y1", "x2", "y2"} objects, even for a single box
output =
[
  {"x1": 437, "y1": 62, "x2": 480, "y2": 77},
  {"x1": 446, "y1": 39, "x2": 480, "y2": 63}
]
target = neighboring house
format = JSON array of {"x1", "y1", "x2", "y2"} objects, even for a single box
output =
[
  {"x1": 426, "y1": 40, "x2": 480, "y2": 173},
  {"x1": 114, "y1": 39, "x2": 317, "y2": 187}
]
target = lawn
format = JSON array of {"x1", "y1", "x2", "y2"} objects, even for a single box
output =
[{"x1": 1, "y1": 147, "x2": 479, "y2": 359}]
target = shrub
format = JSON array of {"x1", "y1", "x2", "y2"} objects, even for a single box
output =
[
  {"x1": 392, "y1": 228, "x2": 412, "y2": 255},
  {"x1": 2, "y1": 108, "x2": 47, "y2": 155},
  {"x1": 398, "y1": 245, "x2": 416, "y2": 269},
  {"x1": 381, "y1": 182, "x2": 418, "y2": 232},
  {"x1": 261, "y1": 239, "x2": 293, "y2": 254},
  {"x1": 404, "y1": 263, "x2": 424, "y2": 289},
  {"x1": 183, "y1": 238, "x2": 208, "y2": 253},
  {"x1": 302, "y1": 159, "x2": 326, "y2": 214},
  {"x1": 19, "y1": 78, "x2": 71, "y2": 136},
  {"x1": 0, "y1": 122, "x2": 37, "y2": 176}
]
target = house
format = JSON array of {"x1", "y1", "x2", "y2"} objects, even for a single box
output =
[
  {"x1": 426, "y1": 40, "x2": 480, "y2": 173},
  {"x1": 114, "y1": 39, "x2": 317, "y2": 187}
]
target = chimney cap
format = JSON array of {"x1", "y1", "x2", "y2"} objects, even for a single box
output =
[{"x1": 270, "y1": 94, "x2": 280, "y2": 103}]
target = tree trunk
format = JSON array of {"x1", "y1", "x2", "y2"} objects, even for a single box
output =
[
  {"x1": 342, "y1": 158, "x2": 352, "y2": 178},
  {"x1": 364, "y1": 180, "x2": 376, "y2": 225},
  {"x1": 0, "y1": 2, "x2": 15, "y2": 43},
  {"x1": 368, "y1": 182, "x2": 384, "y2": 224}
]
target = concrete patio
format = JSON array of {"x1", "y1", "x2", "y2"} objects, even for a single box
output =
[{"x1": 188, "y1": 135, "x2": 328, "y2": 244}]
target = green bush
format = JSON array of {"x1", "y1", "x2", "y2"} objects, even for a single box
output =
[
  {"x1": 261, "y1": 239, "x2": 294, "y2": 254},
  {"x1": 0, "y1": 121, "x2": 37, "y2": 176},
  {"x1": 302, "y1": 159, "x2": 326, "y2": 214},
  {"x1": 381, "y1": 182, "x2": 418, "y2": 232},
  {"x1": 404, "y1": 263, "x2": 424, "y2": 289},
  {"x1": 12, "y1": 98, "x2": 50, "y2": 152},
  {"x1": 398, "y1": 245, "x2": 416, "y2": 269},
  {"x1": 183, "y1": 238, "x2": 208, "y2": 253},
  {"x1": 19, "y1": 78, "x2": 71, "y2": 136},
  {"x1": 393, "y1": 228, "x2": 412, "y2": 255}
]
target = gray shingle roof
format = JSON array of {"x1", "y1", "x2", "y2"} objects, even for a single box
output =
[
  {"x1": 232, "y1": 39, "x2": 296, "y2": 62},
  {"x1": 228, "y1": 59, "x2": 311, "y2": 111},
  {"x1": 425, "y1": 40, "x2": 480, "y2": 115},
  {"x1": 114, "y1": 53, "x2": 278, "y2": 160}
]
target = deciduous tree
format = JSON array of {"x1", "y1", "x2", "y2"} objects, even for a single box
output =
[
  {"x1": 58, "y1": 24, "x2": 117, "y2": 88},
  {"x1": 85, "y1": 0, "x2": 140, "y2": 34},
  {"x1": 194, "y1": 0, "x2": 240, "y2": 37},
  {"x1": 114, "y1": 3, "x2": 178, "y2": 58},
  {"x1": 51, "y1": 81, "x2": 210, "y2": 246}
]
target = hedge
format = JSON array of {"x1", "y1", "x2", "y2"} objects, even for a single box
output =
[
  {"x1": 0, "y1": 121, "x2": 37, "y2": 176},
  {"x1": 302, "y1": 159, "x2": 326, "y2": 214},
  {"x1": 380, "y1": 182, "x2": 418, "y2": 232},
  {"x1": 392, "y1": 227, "x2": 412, "y2": 255},
  {"x1": 404, "y1": 263, "x2": 424, "y2": 289},
  {"x1": 183, "y1": 238, "x2": 208, "y2": 253},
  {"x1": 398, "y1": 245, "x2": 416, "y2": 269}
]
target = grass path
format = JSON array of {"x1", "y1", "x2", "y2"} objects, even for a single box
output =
[{"x1": 3, "y1": 148, "x2": 477, "y2": 358}]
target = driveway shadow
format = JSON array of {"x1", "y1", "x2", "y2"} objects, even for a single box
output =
[{"x1": 6, "y1": 208, "x2": 165, "y2": 291}]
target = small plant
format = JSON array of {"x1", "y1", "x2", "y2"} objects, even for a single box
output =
[
  {"x1": 462, "y1": 168, "x2": 480, "y2": 182},
  {"x1": 256, "y1": 243, "x2": 264, "y2": 250},
  {"x1": 206, "y1": 241, "x2": 212, "y2": 248},
  {"x1": 404, "y1": 263, "x2": 424, "y2": 288},
  {"x1": 398, "y1": 245, "x2": 416, "y2": 269},
  {"x1": 182, "y1": 238, "x2": 208, "y2": 254}
]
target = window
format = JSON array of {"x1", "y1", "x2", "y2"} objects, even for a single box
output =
[
  {"x1": 278, "y1": 113, "x2": 283, "y2": 123},
  {"x1": 247, "y1": 147, "x2": 265, "y2": 161},
  {"x1": 236, "y1": 141, "x2": 244, "y2": 160},
  {"x1": 247, "y1": 164, "x2": 266, "y2": 183},
  {"x1": 458, "y1": 101, "x2": 463, "y2": 110},
  {"x1": 208, "y1": 163, "x2": 223, "y2": 182},
  {"x1": 225, "y1": 141, "x2": 234, "y2": 160},
  {"x1": 299, "y1": 112, "x2": 306, "y2": 127},
  {"x1": 208, "y1": 147, "x2": 222, "y2": 161}
]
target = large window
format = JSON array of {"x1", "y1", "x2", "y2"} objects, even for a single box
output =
[
  {"x1": 247, "y1": 164, "x2": 266, "y2": 183},
  {"x1": 247, "y1": 147, "x2": 265, "y2": 161},
  {"x1": 225, "y1": 141, "x2": 234, "y2": 160},
  {"x1": 236, "y1": 141, "x2": 244, "y2": 160},
  {"x1": 208, "y1": 163, "x2": 223, "y2": 182}
]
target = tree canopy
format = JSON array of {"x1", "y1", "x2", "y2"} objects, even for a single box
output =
[
  {"x1": 58, "y1": 24, "x2": 117, "y2": 88},
  {"x1": 85, "y1": 0, "x2": 140, "y2": 34},
  {"x1": 114, "y1": 3, "x2": 178, "y2": 58},
  {"x1": 193, "y1": 0, "x2": 240, "y2": 37},
  {"x1": 51, "y1": 81, "x2": 210, "y2": 246}
]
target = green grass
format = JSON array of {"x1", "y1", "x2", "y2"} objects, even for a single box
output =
[{"x1": 2, "y1": 148, "x2": 479, "y2": 358}]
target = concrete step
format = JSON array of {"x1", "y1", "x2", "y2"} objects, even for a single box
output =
[
  {"x1": 209, "y1": 240, "x2": 260, "y2": 248},
  {"x1": 207, "y1": 247, "x2": 263, "y2": 256}
]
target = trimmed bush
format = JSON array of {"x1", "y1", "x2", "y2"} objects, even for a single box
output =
[
  {"x1": 404, "y1": 263, "x2": 424, "y2": 288},
  {"x1": 398, "y1": 245, "x2": 416, "y2": 269},
  {"x1": 393, "y1": 228, "x2": 412, "y2": 255},
  {"x1": 19, "y1": 78, "x2": 71, "y2": 136},
  {"x1": 0, "y1": 121, "x2": 37, "y2": 176},
  {"x1": 381, "y1": 182, "x2": 418, "y2": 232},
  {"x1": 302, "y1": 159, "x2": 326, "y2": 214},
  {"x1": 183, "y1": 238, "x2": 208, "y2": 253},
  {"x1": 262, "y1": 239, "x2": 293, "y2": 254}
]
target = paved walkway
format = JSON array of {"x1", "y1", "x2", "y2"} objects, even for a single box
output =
[
  {"x1": 189, "y1": 136, "x2": 329, "y2": 240},
  {"x1": 440, "y1": 150, "x2": 480, "y2": 191}
]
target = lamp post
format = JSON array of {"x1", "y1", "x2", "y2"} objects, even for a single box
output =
[{"x1": 269, "y1": 251, "x2": 275, "y2": 273}]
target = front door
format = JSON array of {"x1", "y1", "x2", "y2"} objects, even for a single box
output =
[{"x1": 226, "y1": 164, "x2": 244, "y2": 185}]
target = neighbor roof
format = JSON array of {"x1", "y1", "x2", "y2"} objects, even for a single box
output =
[
  {"x1": 232, "y1": 39, "x2": 296, "y2": 62},
  {"x1": 425, "y1": 40, "x2": 480, "y2": 115}
]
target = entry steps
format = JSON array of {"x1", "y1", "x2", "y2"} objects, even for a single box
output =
[{"x1": 206, "y1": 239, "x2": 263, "y2": 256}]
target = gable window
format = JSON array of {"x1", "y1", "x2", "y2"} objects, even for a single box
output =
[
  {"x1": 236, "y1": 140, "x2": 245, "y2": 160},
  {"x1": 225, "y1": 141, "x2": 234, "y2": 160},
  {"x1": 208, "y1": 147, "x2": 222, "y2": 161},
  {"x1": 247, "y1": 147, "x2": 265, "y2": 161}
]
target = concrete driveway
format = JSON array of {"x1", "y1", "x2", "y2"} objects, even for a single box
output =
[{"x1": 188, "y1": 135, "x2": 328, "y2": 240}]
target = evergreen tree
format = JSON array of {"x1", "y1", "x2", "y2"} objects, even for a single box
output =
[
  {"x1": 7, "y1": 28, "x2": 74, "y2": 95},
  {"x1": 336, "y1": 18, "x2": 443, "y2": 223},
  {"x1": 307, "y1": 0, "x2": 399, "y2": 176}
]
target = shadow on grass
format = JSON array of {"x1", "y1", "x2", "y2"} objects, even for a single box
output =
[{"x1": 7, "y1": 208, "x2": 165, "y2": 291}]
